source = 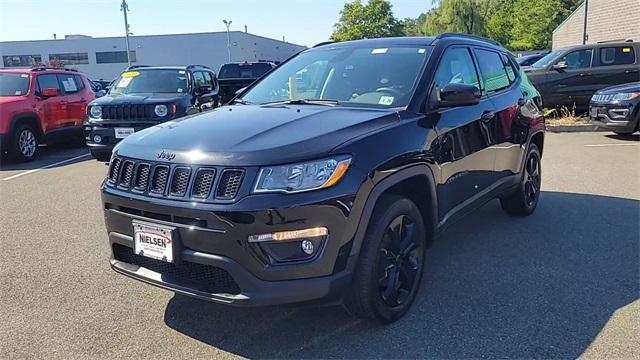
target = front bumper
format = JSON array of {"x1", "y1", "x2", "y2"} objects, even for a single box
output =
[
  {"x1": 102, "y1": 187, "x2": 362, "y2": 306},
  {"x1": 84, "y1": 121, "x2": 159, "y2": 149},
  {"x1": 590, "y1": 103, "x2": 638, "y2": 133}
]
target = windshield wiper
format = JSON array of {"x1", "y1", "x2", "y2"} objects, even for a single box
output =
[
  {"x1": 260, "y1": 99, "x2": 340, "y2": 106},
  {"x1": 231, "y1": 98, "x2": 253, "y2": 105}
]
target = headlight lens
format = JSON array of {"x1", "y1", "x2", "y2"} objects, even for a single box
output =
[
  {"x1": 612, "y1": 92, "x2": 640, "y2": 102},
  {"x1": 154, "y1": 104, "x2": 169, "y2": 117},
  {"x1": 89, "y1": 105, "x2": 102, "y2": 119},
  {"x1": 254, "y1": 156, "x2": 351, "y2": 194}
]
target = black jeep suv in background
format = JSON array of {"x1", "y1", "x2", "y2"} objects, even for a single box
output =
[
  {"x1": 590, "y1": 81, "x2": 640, "y2": 134},
  {"x1": 217, "y1": 61, "x2": 277, "y2": 104},
  {"x1": 525, "y1": 42, "x2": 640, "y2": 112},
  {"x1": 85, "y1": 65, "x2": 220, "y2": 161},
  {"x1": 102, "y1": 34, "x2": 544, "y2": 323}
]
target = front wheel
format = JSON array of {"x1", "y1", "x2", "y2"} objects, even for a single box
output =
[
  {"x1": 344, "y1": 195, "x2": 427, "y2": 323},
  {"x1": 9, "y1": 124, "x2": 38, "y2": 162},
  {"x1": 500, "y1": 143, "x2": 541, "y2": 216}
]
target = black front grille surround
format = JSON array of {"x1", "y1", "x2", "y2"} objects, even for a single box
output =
[
  {"x1": 106, "y1": 157, "x2": 246, "y2": 202},
  {"x1": 112, "y1": 243, "x2": 241, "y2": 294},
  {"x1": 102, "y1": 104, "x2": 155, "y2": 120}
]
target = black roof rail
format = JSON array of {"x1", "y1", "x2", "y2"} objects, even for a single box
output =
[
  {"x1": 125, "y1": 65, "x2": 151, "y2": 71},
  {"x1": 186, "y1": 64, "x2": 211, "y2": 70},
  {"x1": 31, "y1": 66, "x2": 78, "y2": 72},
  {"x1": 596, "y1": 38, "x2": 633, "y2": 43},
  {"x1": 436, "y1": 32, "x2": 501, "y2": 47},
  {"x1": 313, "y1": 41, "x2": 336, "y2": 48}
]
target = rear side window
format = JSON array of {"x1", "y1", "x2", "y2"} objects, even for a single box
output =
[
  {"x1": 599, "y1": 46, "x2": 636, "y2": 66},
  {"x1": 561, "y1": 49, "x2": 592, "y2": 69},
  {"x1": 501, "y1": 54, "x2": 517, "y2": 82},
  {"x1": 433, "y1": 47, "x2": 480, "y2": 90},
  {"x1": 36, "y1": 74, "x2": 59, "y2": 92},
  {"x1": 73, "y1": 75, "x2": 85, "y2": 91},
  {"x1": 192, "y1": 71, "x2": 206, "y2": 87},
  {"x1": 474, "y1": 49, "x2": 510, "y2": 93},
  {"x1": 57, "y1": 74, "x2": 79, "y2": 94},
  {"x1": 203, "y1": 72, "x2": 214, "y2": 86}
]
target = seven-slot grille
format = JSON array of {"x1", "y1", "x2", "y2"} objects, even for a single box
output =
[
  {"x1": 591, "y1": 94, "x2": 615, "y2": 103},
  {"x1": 107, "y1": 157, "x2": 244, "y2": 201},
  {"x1": 101, "y1": 104, "x2": 154, "y2": 120}
]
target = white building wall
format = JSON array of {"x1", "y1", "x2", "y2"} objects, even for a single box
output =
[{"x1": 0, "y1": 31, "x2": 306, "y2": 80}]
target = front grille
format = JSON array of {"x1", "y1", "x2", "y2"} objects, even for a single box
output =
[
  {"x1": 592, "y1": 94, "x2": 615, "y2": 103},
  {"x1": 216, "y1": 170, "x2": 244, "y2": 199},
  {"x1": 170, "y1": 167, "x2": 191, "y2": 196},
  {"x1": 102, "y1": 104, "x2": 154, "y2": 120},
  {"x1": 112, "y1": 244, "x2": 241, "y2": 294},
  {"x1": 150, "y1": 165, "x2": 170, "y2": 194},
  {"x1": 107, "y1": 157, "x2": 245, "y2": 202},
  {"x1": 108, "y1": 158, "x2": 122, "y2": 183},
  {"x1": 192, "y1": 169, "x2": 216, "y2": 198}
]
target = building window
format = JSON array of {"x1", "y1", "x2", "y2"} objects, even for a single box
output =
[
  {"x1": 599, "y1": 47, "x2": 636, "y2": 66},
  {"x1": 48, "y1": 53, "x2": 89, "y2": 65},
  {"x1": 95, "y1": 51, "x2": 136, "y2": 64},
  {"x1": 2, "y1": 54, "x2": 42, "y2": 67}
]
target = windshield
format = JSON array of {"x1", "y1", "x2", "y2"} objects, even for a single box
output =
[
  {"x1": 0, "y1": 73, "x2": 30, "y2": 96},
  {"x1": 530, "y1": 49, "x2": 564, "y2": 69},
  {"x1": 109, "y1": 69, "x2": 188, "y2": 95},
  {"x1": 219, "y1": 63, "x2": 273, "y2": 79},
  {"x1": 240, "y1": 46, "x2": 431, "y2": 108}
]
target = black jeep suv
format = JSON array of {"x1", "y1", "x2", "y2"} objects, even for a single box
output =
[
  {"x1": 102, "y1": 34, "x2": 544, "y2": 323},
  {"x1": 85, "y1": 65, "x2": 220, "y2": 161}
]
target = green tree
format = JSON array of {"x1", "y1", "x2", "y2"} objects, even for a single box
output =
[{"x1": 331, "y1": 0, "x2": 403, "y2": 41}]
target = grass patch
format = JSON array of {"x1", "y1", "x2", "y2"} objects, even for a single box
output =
[{"x1": 545, "y1": 107, "x2": 591, "y2": 126}]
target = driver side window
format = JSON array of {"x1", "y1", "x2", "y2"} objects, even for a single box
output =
[
  {"x1": 432, "y1": 47, "x2": 479, "y2": 103},
  {"x1": 560, "y1": 49, "x2": 592, "y2": 69}
]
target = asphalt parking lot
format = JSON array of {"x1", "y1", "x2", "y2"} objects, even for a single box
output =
[{"x1": 0, "y1": 132, "x2": 638, "y2": 359}]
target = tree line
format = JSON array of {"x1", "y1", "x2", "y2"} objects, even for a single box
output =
[{"x1": 331, "y1": 0, "x2": 583, "y2": 50}]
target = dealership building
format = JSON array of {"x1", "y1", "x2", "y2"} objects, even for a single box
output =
[{"x1": 0, "y1": 31, "x2": 306, "y2": 80}]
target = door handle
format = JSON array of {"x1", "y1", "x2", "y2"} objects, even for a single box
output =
[{"x1": 481, "y1": 111, "x2": 495, "y2": 121}]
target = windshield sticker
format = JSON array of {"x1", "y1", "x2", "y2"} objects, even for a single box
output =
[
  {"x1": 418, "y1": 48, "x2": 426, "y2": 54},
  {"x1": 121, "y1": 71, "x2": 140, "y2": 78},
  {"x1": 179, "y1": 70, "x2": 186, "y2": 74},
  {"x1": 379, "y1": 95, "x2": 394, "y2": 105},
  {"x1": 371, "y1": 48, "x2": 388, "y2": 54},
  {"x1": 116, "y1": 77, "x2": 133, "y2": 88},
  {"x1": 20, "y1": 74, "x2": 29, "y2": 78},
  {"x1": 15, "y1": 90, "x2": 22, "y2": 95},
  {"x1": 177, "y1": 88, "x2": 183, "y2": 93},
  {"x1": 62, "y1": 78, "x2": 77, "y2": 92}
]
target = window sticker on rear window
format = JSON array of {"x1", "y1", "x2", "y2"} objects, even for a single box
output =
[
  {"x1": 121, "y1": 71, "x2": 140, "y2": 78},
  {"x1": 62, "y1": 78, "x2": 77, "y2": 92},
  {"x1": 15, "y1": 90, "x2": 22, "y2": 95},
  {"x1": 20, "y1": 74, "x2": 29, "y2": 78},
  {"x1": 371, "y1": 48, "x2": 388, "y2": 54},
  {"x1": 179, "y1": 70, "x2": 186, "y2": 74},
  {"x1": 177, "y1": 88, "x2": 183, "y2": 93},
  {"x1": 116, "y1": 77, "x2": 133, "y2": 88}
]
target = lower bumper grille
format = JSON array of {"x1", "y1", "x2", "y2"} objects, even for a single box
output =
[{"x1": 112, "y1": 243, "x2": 241, "y2": 294}]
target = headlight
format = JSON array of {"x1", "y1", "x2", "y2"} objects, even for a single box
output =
[
  {"x1": 254, "y1": 156, "x2": 351, "y2": 194},
  {"x1": 612, "y1": 92, "x2": 640, "y2": 102},
  {"x1": 89, "y1": 105, "x2": 102, "y2": 119},
  {"x1": 154, "y1": 104, "x2": 169, "y2": 117}
]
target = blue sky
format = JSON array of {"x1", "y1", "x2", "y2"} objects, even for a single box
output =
[{"x1": 0, "y1": 0, "x2": 432, "y2": 47}]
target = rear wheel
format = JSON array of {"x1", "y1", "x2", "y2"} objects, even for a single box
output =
[
  {"x1": 344, "y1": 195, "x2": 426, "y2": 323},
  {"x1": 9, "y1": 124, "x2": 38, "y2": 162},
  {"x1": 500, "y1": 143, "x2": 541, "y2": 216},
  {"x1": 90, "y1": 148, "x2": 112, "y2": 162}
]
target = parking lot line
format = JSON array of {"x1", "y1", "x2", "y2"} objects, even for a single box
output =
[
  {"x1": 584, "y1": 143, "x2": 640, "y2": 147},
  {"x1": 1, "y1": 153, "x2": 91, "y2": 181}
]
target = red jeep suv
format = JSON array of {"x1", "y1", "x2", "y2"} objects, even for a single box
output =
[{"x1": 0, "y1": 67, "x2": 95, "y2": 162}]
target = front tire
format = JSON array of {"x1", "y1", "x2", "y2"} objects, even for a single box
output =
[
  {"x1": 9, "y1": 124, "x2": 38, "y2": 162},
  {"x1": 500, "y1": 143, "x2": 541, "y2": 216},
  {"x1": 344, "y1": 195, "x2": 427, "y2": 323}
]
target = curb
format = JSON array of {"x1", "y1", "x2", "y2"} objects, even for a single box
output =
[{"x1": 545, "y1": 124, "x2": 607, "y2": 133}]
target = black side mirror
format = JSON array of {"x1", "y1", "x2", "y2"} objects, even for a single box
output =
[
  {"x1": 196, "y1": 84, "x2": 212, "y2": 95},
  {"x1": 437, "y1": 83, "x2": 481, "y2": 108},
  {"x1": 553, "y1": 61, "x2": 568, "y2": 71}
]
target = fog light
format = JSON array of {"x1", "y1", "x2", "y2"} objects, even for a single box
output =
[
  {"x1": 302, "y1": 239, "x2": 314, "y2": 255},
  {"x1": 93, "y1": 135, "x2": 102, "y2": 143}
]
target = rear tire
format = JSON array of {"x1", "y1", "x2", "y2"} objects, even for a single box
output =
[
  {"x1": 90, "y1": 148, "x2": 112, "y2": 162},
  {"x1": 500, "y1": 143, "x2": 541, "y2": 216},
  {"x1": 344, "y1": 195, "x2": 427, "y2": 323},
  {"x1": 9, "y1": 123, "x2": 38, "y2": 162}
]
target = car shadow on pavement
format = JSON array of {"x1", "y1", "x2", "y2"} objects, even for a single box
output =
[
  {"x1": 164, "y1": 191, "x2": 639, "y2": 359},
  {"x1": 0, "y1": 144, "x2": 91, "y2": 171},
  {"x1": 603, "y1": 133, "x2": 640, "y2": 142}
]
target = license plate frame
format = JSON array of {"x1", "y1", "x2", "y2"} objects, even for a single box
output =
[
  {"x1": 115, "y1": 127, "x2": 135, "y2": 139},
  {"x1": 133, "y1": 220, "x2": 176, "y2": 263}
]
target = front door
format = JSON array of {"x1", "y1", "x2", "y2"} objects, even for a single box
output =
[
  {"x1": 35, "y1": 74, "x2": 66, "y2": 134},
  {"x1": 430, "y1": 47, "x2": 497, "y2": 221},
  {"x1": 546, "y1": 48, "x2": 594, "y2": 111}
]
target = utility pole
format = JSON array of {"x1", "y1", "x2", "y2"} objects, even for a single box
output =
[
  {"x1": 223, "y1": 20, "x2": 232, "y2": 62},
  {"x1": 121, "y1": 0, "x2": 132, "y2": 66},
  {"x1": 582, "y1": 0, "x2": 589, "y2": 45}
]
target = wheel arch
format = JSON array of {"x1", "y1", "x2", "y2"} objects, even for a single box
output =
[
  {"x1": 350, "y1": 165, "x2": 438, "y2": 256},
  {"x1": 10, "y1": 112, "x2": 44, "y2": 141},
  {"x1": 530, "y1": 130, "x2": 544, "y2": 156}
]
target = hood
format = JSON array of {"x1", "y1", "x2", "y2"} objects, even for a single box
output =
[
  {"x1": 0, "y1": 96, "x2": 27, "y2": 105},
  {"x1": 90, "y1": 93, "x2": 188, "y2": 106},
  {"x1": 596, "y1": 82, "x2": 640, "y2": 95},
  {"x1": 115, "y1": 104, "x2": 398, "y2": 166}
]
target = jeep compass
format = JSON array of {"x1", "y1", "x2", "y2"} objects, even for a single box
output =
[{"x1": 102, "y1": 34, "x2": 544, "y2": 323}]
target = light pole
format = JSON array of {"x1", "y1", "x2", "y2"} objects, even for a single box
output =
[
  {"x1": 223, "y1": 19, "x2": 232, "y2": 62},
  {"x1": 121, "y1": 0, "x2": 132, "y2": 66}
]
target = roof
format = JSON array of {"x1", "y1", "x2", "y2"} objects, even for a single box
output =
[
  {"x1": 0, "y1": 67, "x2": 78, "y2": 73},
  {"x1": 553, "y1": 41, "x2": 638, "y2": 52},
  {"x1": 311, "y1": 34, "x2": 504, "y2": 50}
]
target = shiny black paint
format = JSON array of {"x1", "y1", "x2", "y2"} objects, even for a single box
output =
[
  {"x1": 590, "y1": 81, "x2": 640, "y2": 133},
  {"x1": 103, "y1": 35, "x2": 545, "y2": 306}
]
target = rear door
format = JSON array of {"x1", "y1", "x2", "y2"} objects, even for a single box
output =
[
  {"x1": 592, "y1": 45, "x2": 640, "y2": 88},
  {"x1": 431, "y1": 46, "x2": 498, "y2": 220},
  {"x1": 35, "y1": 74, "x2": 65, "y2": 133},
  {"x1": 546, "y1": 48, "x2": 594, "y2": 109}
]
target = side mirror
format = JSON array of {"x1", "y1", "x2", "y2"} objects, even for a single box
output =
[
  {"x1": 196, "y1": 84, "x2": 212, "y2": 95},
  {"x1": 553, "y1": 61, "x2": 568, "y2": 70},
  {"x1": 42, "y1": 87, "x2": 59, "y2": 98},
  {"x1": 235, "y1": 87, "x2": 247, "y2": 96},
  {"x1": 96, "y1": 90, "x2": 106, "y2": 98},
  {"x1": 438, "y1": 83, "x2": 481, "y2": 108}
]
